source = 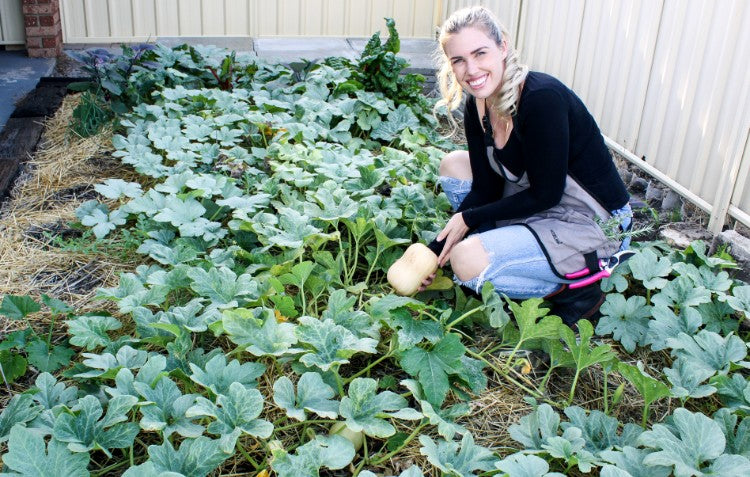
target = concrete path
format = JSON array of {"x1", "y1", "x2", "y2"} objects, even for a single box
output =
[{"x1": 0, "y1": 50, "x2": 55, "y2": 130}]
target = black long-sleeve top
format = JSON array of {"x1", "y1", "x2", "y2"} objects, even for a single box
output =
[{"x1": 458, "y1": 71, "x2": 629, "y2": 228}]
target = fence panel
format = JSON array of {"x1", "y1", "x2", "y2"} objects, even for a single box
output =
[
  {"x1": 60, "y1": 0, "x2": 440, "y2": 42},
  {"x1": 0, "y1": 0, "x2": 25, "y2": 45}
]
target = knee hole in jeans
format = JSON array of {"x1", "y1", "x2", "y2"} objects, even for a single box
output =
[
  {"x1": 449, "y1": 239, "x2": 487, "y2": 282},
  {"x1": 439, "y1": 150, "x2": 472, "y2": 180}
]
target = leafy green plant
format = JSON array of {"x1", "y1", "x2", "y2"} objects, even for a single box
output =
[
  {"x1": 617, "y1": 362, "x2": 671, "y2": 427},
  {"x1": 0, "y1": 294, "x2": 75, "y2": 380},
  {"x1": 560, "y1": 320, "x2": 616, "y2": 405}
]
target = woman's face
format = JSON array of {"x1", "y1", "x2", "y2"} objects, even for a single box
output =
[{"x1": 443, "y1": 26, "x2": 507, "y2": 99}]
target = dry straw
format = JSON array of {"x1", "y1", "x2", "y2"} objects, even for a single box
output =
[{"x1": 0, "y1": 95, "x2": 140, "y2": 314}]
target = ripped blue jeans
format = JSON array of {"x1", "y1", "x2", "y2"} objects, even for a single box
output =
[{"x1": 440, "y1": 176, "x2": 632, "y2": 299}]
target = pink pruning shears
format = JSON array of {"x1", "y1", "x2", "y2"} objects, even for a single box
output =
[{"x1": 566, "y1": 250, "x2": 636, "y2": 289}]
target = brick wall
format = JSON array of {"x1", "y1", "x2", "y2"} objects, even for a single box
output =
[{"x1": 23, "y1": 0, "x2": 62, "y2": 58}]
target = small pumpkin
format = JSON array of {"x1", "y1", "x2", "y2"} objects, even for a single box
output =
[
  {"x1": 329, "y1": 421, "x2": 365, "y2": 451},
  {"x1": 387, "y1": 243, "x2": 438, "y2": 296}
]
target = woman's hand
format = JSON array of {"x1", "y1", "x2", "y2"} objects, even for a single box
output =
[
  {"x1": 417, "y1": 272, "x2": 436, "y2": 292},
  {"x1": 436, "y1": 212, "x2": 469, "y2": 266}
]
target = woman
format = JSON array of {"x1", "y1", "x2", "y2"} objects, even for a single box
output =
[{"x1": 417, "y1": 6, "x2": 632, "y2": 328}]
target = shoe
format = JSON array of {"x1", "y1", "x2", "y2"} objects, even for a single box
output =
[{"x1": 547, "y1": 283, "x2": 605, "y2": 329}]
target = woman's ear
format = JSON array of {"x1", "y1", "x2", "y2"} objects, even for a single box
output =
[{"x1": 501, "y1": 39, "x2": 508, "y2": 60}]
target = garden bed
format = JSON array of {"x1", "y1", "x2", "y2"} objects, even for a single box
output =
[{"x1": 2, "y1": 27, "x2": 750, "y2": 477}]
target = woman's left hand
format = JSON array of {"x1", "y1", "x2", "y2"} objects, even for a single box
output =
[{"x1": 436, "y1": 212, "x2": 469, "y2": 266}]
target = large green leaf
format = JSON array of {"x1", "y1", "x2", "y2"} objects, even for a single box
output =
[
  {"x1": 562, "y1": 406, "x2": 643, "y2": 453},
  {"x1": 188, "y1": 266, "x2": 261, "y2": 308},
  {"x1": 222, "y1": 307, "x2": 301, "y2": 357},
  {"x1": 188, "y1": 353, "x2": 265, "y2": 395},
  {"x1": 400, "y1": 333, "x2": 466, "y2": 407},
  {"x1": 121, "y1": 436, "x2": 230, "y2": 477},
  {"x1": 0, "y1": 394, "x2": 42, "y2": 443},
  {"x1": 0, "y1": 295, "x2": 40, "y2": 319},
  {"x1": 509, "y1": 403, "x2": 560, "y2": 450},
  {"x1": 271, "y1": 435, "x2": 355, "y2": 477},
  {"x1": 628, "y1": 248, "x2": 672, "y2": 290},
  {"x1": 53, "y1": 394, "x2": 139, "y2": 457},
  {"x1": 134, "y1": 376, "x2": 203, "y2": 439},
  {"x1": 595, "y1": 294, "x2": 651, "y2": 353},
  {"x1": 667, "y1": 330, "x2": 747, "y2": 375},
  {"x1": 388, "y1": 307, "x2": 442, "y2": 351},
  {"x1": 296, "y1": 316, "x2": 378, "y2": 371},
  {"x1": 713, "y1": 408, "x2": 750, "y2": 459},
  {"x1": 186, "y1": 382, "x2": 273, "y2": 452},
  {"x1": 599, "y1": 446, "x2": 671, "y2": 477},
  {"x1": 651, "y1": 276, "x2": 711, "y2": 309},
  {"x1": 340, "y1": 377, "x2": 420, "y2": 438},
  {"x1": 665, "y1": 357, "x2": 717, "y2": 400},
  {"x1": 638, "y1": 407, "x2": 750, "y2": 477},
  {"x1": 273, "y1": 372, "x2": 339, "y2": 421},
  {"x1": 645, "y1": 305, "x2": 702, "y2": 351},
  {"x1": 1, "y1": 426, "x2": 89, "y2": 477},
  {"x1": 25, "y1": 340, "x2": 74, "y2": 373},
  {"x1": 495, "y1": 453, "x2": 565, "y2": 477},
  {"x1": 66, "y1": 314, "x2": 122, "y2": 350},
  {"x1": 418, "y1": 433, "x2": 499, "y2": 477}
]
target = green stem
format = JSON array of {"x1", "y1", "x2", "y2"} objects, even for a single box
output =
[
  {"x1": 334, "y1": 368, "x2": 346, "y2": 397},
  {"x1": 344, "y1": 350, "x2": 393, "y2": 384},
  {"x1": 91, "y1": 459, "x2": 130, "y2": 477},
  {"x1": 445, "y1": 306, "x2": 483, "y2": 331},
  {"x1": 363, "y1": 246, "x2": 382, "y2": 288},
  {"x1": 642, "y1": 404, "x2": 650, "y2": 428},
  {"x1": 503, "y1": 342, "x2": 525, "y2": 370},
  {"x1": 237, "y1": 442, "x2": 260, "y2": 469},
  {"x1": 466, "y1": 350, "x2": 544, "y2": 400},
  {"x1": 371, "y1": 422, "x2": 427, "y2": 466},
  {"x1": 568, "y1": 369, "x2": 582, "y2": 406},
  {"x1": 603, "y1": 372, "x2": 609, "y2": 415},
  {"x1": 274, "y1": 419, "x2": 332, "y2": 433},
  {"x1": 46, "y1": 314, "x2": 57, "y2": 346}
]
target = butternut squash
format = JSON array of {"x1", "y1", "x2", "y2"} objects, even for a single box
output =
[{"x1": 387, "y1": 243, "x2": 438, "y2": 296}]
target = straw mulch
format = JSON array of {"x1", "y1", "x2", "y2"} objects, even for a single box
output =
[{"x1": 0, "y1": 95, "x2": 142, "y2": 321}]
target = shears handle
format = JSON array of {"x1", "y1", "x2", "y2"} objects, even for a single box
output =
[{"x1": 568, "y1": 270, "x2": 611, "y2": 289}]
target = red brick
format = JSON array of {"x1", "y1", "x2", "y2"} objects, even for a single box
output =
[
  {"x1": 25, "y1": 4, "x2": 53, "y2": 14},
  {"x1": 25, "y1": 26, "x2": 42, "y2": 36},
  {"x1": 25, "y1": 37, "x2": 42, "y2": 48},
  {"x1": 24, "y1": 16, "x2": 39, "y2": 27},
  {"x1": 23, "y1": 0, "x2": 38, "y2": 5},
  {"x1": 28, "y1": 47, "x2": 60, "y2": 58},
  {"x1": 42, "y1": 37, "x2": 58, "y2": 48},
  {"x1": 39, "y1": 15, "x2": 54, "y2": 26}
]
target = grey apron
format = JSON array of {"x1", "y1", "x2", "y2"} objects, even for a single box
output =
[{"x1": 486, "y1": 144, "x2": 620, "y2": 277}]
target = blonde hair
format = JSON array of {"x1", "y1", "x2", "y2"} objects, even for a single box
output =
[{"x1": 434, "y1": 6, "x2": 528, "y2": 125}]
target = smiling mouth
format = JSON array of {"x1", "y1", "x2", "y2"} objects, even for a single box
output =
[{"x1": 468, "y1": 75, "x2": 488, "y2": 88}]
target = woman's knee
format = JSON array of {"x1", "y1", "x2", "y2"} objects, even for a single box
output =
[
  {"x1": 439, "y1": 150, "x2": 472, "y2": 180},
  {"x1": 449, "y1": 237, "x2": 489, "y2": 281}
]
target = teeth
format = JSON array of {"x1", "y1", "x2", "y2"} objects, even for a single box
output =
[{"x1": 468, "y1": 76, "x2": 487, "y2": 88}]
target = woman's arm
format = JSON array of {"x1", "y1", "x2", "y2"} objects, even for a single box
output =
[{"x1": 460, "y1": 89, "x2": 570, "y2": 228}]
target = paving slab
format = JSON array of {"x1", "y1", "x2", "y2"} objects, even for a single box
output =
[
  {"x1": 254, "y1": 37, "x2": 357, "y2": 62},
  {"x1": 0, "y1": 50, "x2": 55, "y2": 131},
  {"x1": 156, "y1": 37, "x2": 255, "y2": 52}
]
